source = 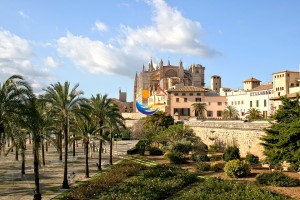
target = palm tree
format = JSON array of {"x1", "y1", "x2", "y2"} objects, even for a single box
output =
[
  {"x1": 0, "y1": 75, "x2": 31, "y2": 153},
  {"x1": 42, "y1": 81, "x2": 86, "y2": 189},
  {"x1": 192, "y1": 103, "x2": 207, "y2": 120},
  {"x1": 247, "y1": 108, "x2": 262, "y2": 121},
  {"x1": 222, "y1": 106, "x2": 239, "y2": 120},
  {"x1": 90, "y1": 94, "x2": 121, "y2": 170},
  {"x1": 71, "y1": 116, "x2": 101, "y2": 178}
]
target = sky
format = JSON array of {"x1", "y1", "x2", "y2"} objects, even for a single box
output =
[{"x1": 0, "y1": 0, "x2": 299, "y2": 101}]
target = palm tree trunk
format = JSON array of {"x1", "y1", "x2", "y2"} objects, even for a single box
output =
[
  {"x1": 98, "y1": 129, "x2": 103, "y2": 171},
  {"x1": 62, "y1": 118, "x2": 70, "y2": 189},
  {"x1": 15, "y1": 145, "x2": 19, "y2": 161},
  {"x1": 21, "y1": 147, "x2": 25, "y2": 175},
  {"x1": 33, "y1": 145, "x2": 41, "y2": 200},
  {"x1": 109, "y1": 131, "x2": 113, "y2": 165},
  {"x1": 59, "y1": 131, "x2": 62, "y2": 161},
  {"x1": 46, "y1": 141, "x2": 48, "y2": 152},
  {"x1": 85, "y1": 142, "x2": 89, "y2": 178},
  {"x1": 72, "y1": 134, "x2": 75, "y2": 157},
  {"x1": 41, "y1": 140, "x2": 45, "y2": 166}
]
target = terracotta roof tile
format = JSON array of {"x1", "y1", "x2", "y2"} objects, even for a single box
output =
[
  {"x1": 243, "y1": 77, "x2": 261, "y2": 83},
  {"x1": 167, "y1": 86, "x2": 206, "y2": 92},
  {"x1": 250, "y1": 84, "x2": 273, "y2": 91}
]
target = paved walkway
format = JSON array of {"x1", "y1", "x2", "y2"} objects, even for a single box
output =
[{"x1": 0, "y1": 140, "x2": 138, "y2": 200}]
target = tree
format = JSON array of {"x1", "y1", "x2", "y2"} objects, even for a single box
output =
[
  {"x1": 261, "y1": 96, "x2": 300, "y2": 166},
  {"x1": 142, "y1": 111, "x2": 174, "y2": 132},
  {"x1": 90, "y1": 94, "x2": 123, "y2": 170},
  {"x1": 222, "y1": 106, "x2": 239, "y2": 120},
  {"x1": 247, "y1": 108, "x2": 262, "y2": 121},
  {"x1": 0, "y1": 75, "x2": 31, "y2": 153},
  {"x1": 71, "y1": 116, "x2": 100, "y2": 178},
  {"x1": 42, "y1": 81, "x2": 86, "y2": 189},
  {"x1": 192, "y1": 103, "x2": 207, "y2": 119}
]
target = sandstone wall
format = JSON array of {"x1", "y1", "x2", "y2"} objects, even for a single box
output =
[
  {"x1": 122, "y1": 112, "x2": 144, "y2": 120},
  {"x1": 186, "y1": 121, "x2": 270, "y2": 158}
]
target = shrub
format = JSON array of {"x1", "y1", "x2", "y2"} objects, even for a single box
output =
[
  {"x1": 288, "y1": 163, "x2": 299, "y2": 172},
  {"x1": 192, "y1": 142, "x2": 208, "y2": 154},
  {"x1": 191, "y1": 153, "x2": 210, "y2": 162},
  {"x1": 135, "y1": 139, "x2": 150, "y2": 155},
  {"x1": 223, "y1": 146, "x2": 240, "y2": 162},
  {"x1": 224, "y1": 159, "x2": 251, "y2": 178},
  {"x1": 210, "y1": 162, "x2": 224, "y2": 172},
  {"x1": 208, "y1": 154, "x2": 223, "y2": 161},
  {"x1": 245, "y1": 153, "x2": 259, "y2": 164},
  {"x1": 127, "y1": 147, "x2": 138, "y2": 155},
  {"x1": 149, "y1": 147, "x2": 163, "y2": 155},
  {"x1": 172, "y1": 142, "x2": 192, "y2": 154},
  {"x1": 196, "y1": 162, "x2": 210, "y2": 171},
  {"x1": 166, "y1": 151, "x2": 187, "y2": 164},
  {"x1": 256, "y1": 171, "x2": 300, "y2": 187}
]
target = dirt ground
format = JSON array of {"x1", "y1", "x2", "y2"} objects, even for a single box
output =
[
  {"x1": 0, "y1": 140, "x2": 137, "y2": 200},
  {"x1": 143, "y1": 155, "x2": 300, "y2": 200}
]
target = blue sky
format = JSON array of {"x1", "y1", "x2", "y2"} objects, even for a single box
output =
[{"x1": 0, "y1": 0, "x2": 299, "y2": 101}]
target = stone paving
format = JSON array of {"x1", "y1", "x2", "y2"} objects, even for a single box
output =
[{"x1": 0, "y1": 140, "x2": 138, "y2": 200}]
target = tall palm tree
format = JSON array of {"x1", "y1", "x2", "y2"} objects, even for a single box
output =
[
  {"x1": 247, "y1": 108, "x2": 262, "y2": 121},
  {"x1": 222, "y1": 106, "x2": 239, "y2": 120},
  {"x1": 71, "y1": 116, "x2": 101, "y2": 178},
  {"x1": 42, "y1": 81, "x2": 86, "y2": 189},
  {"x1": 192, "y1": 102, "x2": 207, "y2": 120},
  {"x1": 90, "y1": 94, "x2": 121, "y2": 170},
  {"x1": 0, "y1": 75, "x2": 31, "y2": 153}
]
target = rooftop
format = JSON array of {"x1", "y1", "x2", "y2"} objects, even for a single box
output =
[
  {"x1": 243, "y1": 77, "x2": 261, "y2": 83},
  {"x1": 167, "y1": 86, "x2": 207, "y2": 92},
  {"x1": 250, "y1": 83, "x2": 273, "y2": 91}
]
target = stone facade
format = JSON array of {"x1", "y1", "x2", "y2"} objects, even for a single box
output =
[{"x1": 186, "y1": 121, "x2": 270, "y2": 158}]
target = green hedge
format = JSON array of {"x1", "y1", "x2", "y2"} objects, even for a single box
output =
[{"x1": 256, "y1": 171, "x2": 300, "y2": 187}]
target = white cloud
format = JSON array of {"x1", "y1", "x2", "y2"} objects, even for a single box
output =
[
  {"x1": 18, "y1": 11, "x2": 29, "y2": 18},
  {"x1": 44, "y1": 56, "x2": 60, "y2": 68},
  {"x1": 94, "y1": 21, "x2": 108, "y2": 32},
  {"x1": 0, "y1": 30, "x2": 55, "y2": 93},
  {"x1": 56, "y1": 0, "x2": 218, "y2": 78}
]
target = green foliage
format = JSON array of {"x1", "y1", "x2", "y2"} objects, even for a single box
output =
[
  {"x1": 222, "y1": 106, "x2": 239, "y2": 120},
  {"x1": 224, "y1": 159, "x2": 251, "y2": 178},
  {"x1": 135, "y1": 139, "x2": 150, "y2": 155},
  {"x1": 149, "y1": 146, "x2": 163, "y2": 155},
  {"x1": 209, "y1": 154, "x2": 223, "y2": 161},
  {"x1": 172, "y1": 141, "x2": 192, "y2": 154},
  {"x1": 192, "y1": 102, "x2": 207, "y2": 119},
  {"x1": 247, "y1": 108, "x2": 262, "y2": 121},
  {"x1": 56, "y1": 160, "x2": 143, "y2": 199},
  {"x1": 262, "y1": 121, "x2": 300, "y2": 166},
  {"x1": 127, "y1": 147, "x2": 138, "y2": 155},
  {"x1": 173, "y1": 177, "x2": 289, "y2": 200},
  {"x1": 210, "y1": 162, "x2": 224, "y2": 172},
  {"x1": 142, "y1": 111, "x2": 174, "y2": 132},
  {"x1": 196, "y1": 161, "x2": 211, "y2": 171},
  {"x1": 223, "y1": 146, "x2": 240, "y2": 162},
  {"x1": 120, "y1": 129, "x2": 131, "y2": 140},
  {"x1": 245, "y1": 153, "x2": 259, "y2": 164},
  {"x1": 191, "y1": 153, "x2": 210, "y2": 162},
  {"x1": 271, "y1": 95, "x2": 300, "y2": 123},
  {"x1": 165, "y1": 151, "x2": 187, "y2": 164},
  {"x1": 256, "y1": 171, "x2": 300, "y2": 187},
  {"x1": 97, "y1": 164, "x2": 198, "y2": 200},
  {"x1": 288, "y1": 163, "x2": 299, "y2": 172}
]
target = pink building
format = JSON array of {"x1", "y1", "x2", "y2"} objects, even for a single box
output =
[{"x1": 167, "y1": 86, "x2": 227, "y2": 120}]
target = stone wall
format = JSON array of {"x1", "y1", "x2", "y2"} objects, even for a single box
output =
[
  {"x1": 186, "y1": 121, "x2": 270, "y2": 158},
  {"x1": 122, "y1": 112, "x2": 145, "y2": 120}
]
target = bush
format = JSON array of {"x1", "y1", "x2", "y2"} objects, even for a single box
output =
[
  {"x1": 149, "y1": 147, "x2": 163, "y2": 155},
  {"x1": 245, "y1": 153, "x2": 259, "y2": 164},
  {"x1": 196, "y1": 162, "x2": 210, "y2": 171},
  {"x1": 288, "y1": 163, "x2": 299, "y2": 172},
  {"x1": 191, "y1": 153, "x2": 210, "y2": 162},
  {"x1": 256, "y1": 171, "x2": 300, "y2": 187},
  {"x1": 210, "y1": 162, "x2": 224, "y2": 172},
  {"x1": 208, "y1": 154, "x2": 223, "y2": 161},
  {"x1": 166, "y1": 151, "x2": 187, "y2": 164},
  {"x1": 135, "y1": 139, "x2": 150, "y2": 155},
  {"x1": 223, "y1": 146, "x2": 240, "y2": 162},
  {"x1": 172, "y1": 142, "x2": 192, "y2": 154},
  {"x1": 224, "y1": 159, "x2": 251, "y2": 178},
  {"x1": 127, "y1": 147, "x2": 138, "y2": 155}
]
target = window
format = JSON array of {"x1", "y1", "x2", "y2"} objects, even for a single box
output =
[
  {"x1": 174, "y1": 93, "x2": 178, "y2": 96},
  {"x1": 250, "y1": 101, "x2": 252, "y2": 108},
  {"x1": 264, "y1": 99, "x2": 267, "y2": 107},
  {"x1": 189, "y1": 93, "x2": 193, "y2": 96},
  {"x1": 217, "y1": 111, "x2": 222, "y2": 117},
  {"x1": 176, "y1": 98, "x2": 179, "y2": 102},
  {"x1": 196, "y1": 93, "x2": 201, "y2": 96},
  {"x1": 174, "y1": 108, "x2": 190, "y2": 116},
  {"x1": 184, "y1": 98, "x2": 187, "y2": 102},
  {"x1": 207, "y1": 111, "x2": 213, "y2": 117},
  {"x1": 195, "y1": 98, "x2": 201, "y2": 102},
  {"x1": 217, "y1": 102, "x2": 222, "y2": 106},
  {"x1": 256, "y1": 100, "x2": 259, "y2": 107},
  {"x1": 182, "y1": 93, "x2": 186, "y2": 96},
  {"x1": 209, "y1": 102, "x2": 211, "y2": 106},
  {"x1": 241, "y1": 100, "x2": 244, "y2": 104}
]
